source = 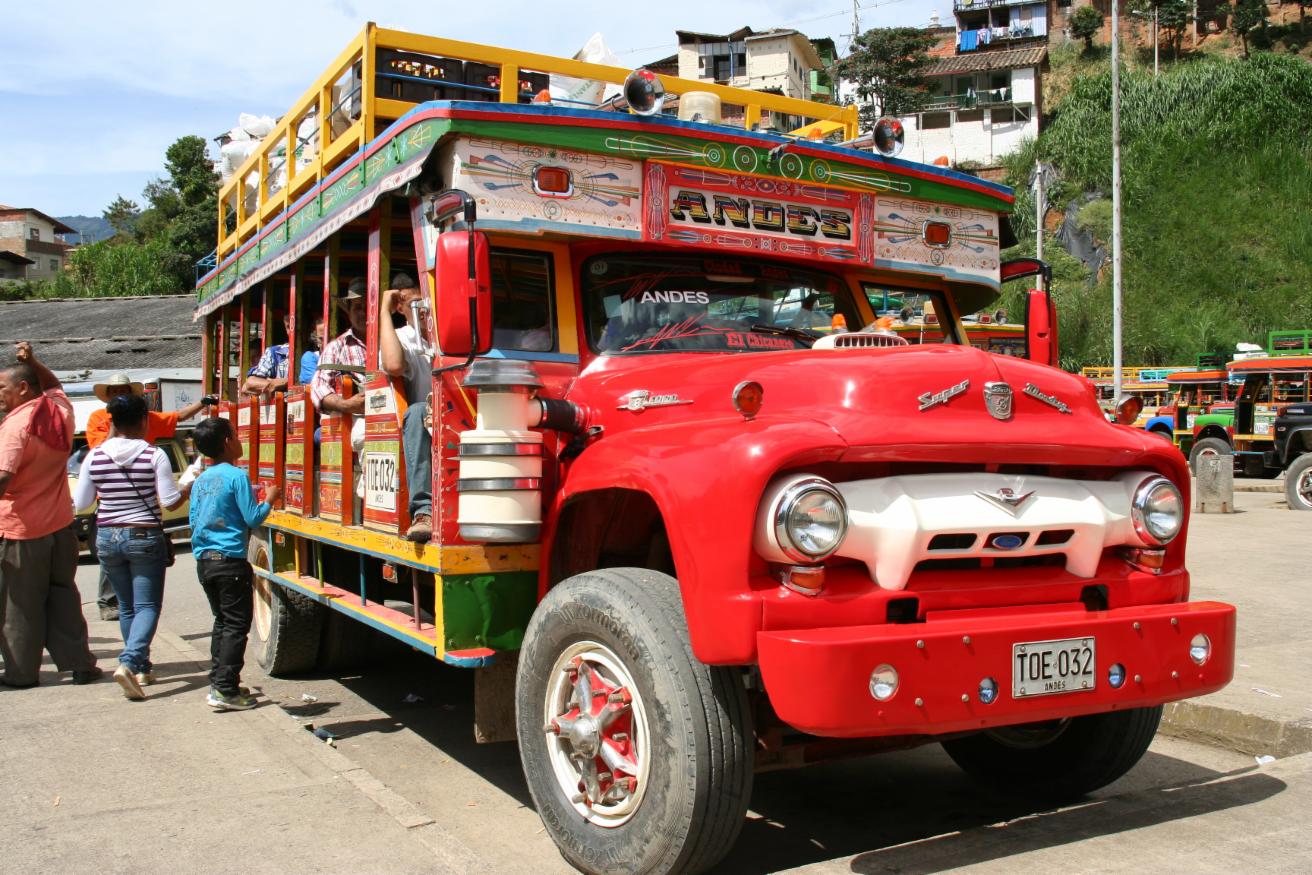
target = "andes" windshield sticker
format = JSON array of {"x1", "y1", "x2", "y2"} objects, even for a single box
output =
[{"x1": 645, "y1": 163, "x2": 874, "y2": 265}]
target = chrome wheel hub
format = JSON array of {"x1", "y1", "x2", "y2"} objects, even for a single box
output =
[
  {"x1": 1297, "y1": 467, "x2": 1312, "y2": 506},
  {"x1": 543, "y1": 641, "x2": 650, "y2": 827}
]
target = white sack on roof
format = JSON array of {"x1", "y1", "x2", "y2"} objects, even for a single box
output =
[
  {"x1": 239, "y1": 112, "x2": 276, "y2": 138},
  {"x1": 550, "y1": 32, "x2": 623, "y2": 108}
]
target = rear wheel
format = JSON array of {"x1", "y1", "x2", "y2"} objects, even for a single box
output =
[
  {"x1": 942, "y1": 705, "x2": 1163, "y2": 801},
  {"x1": 515, "y1": 569, "x2": 752, "y2": 875},
  {"x1": 1189, "y1": 437, "x2": 1232, "y2": 475},
  {"x1": 249, "y1": 533, "x2": 323, "y2": 674},
  {"x1": 1285, "y1": 454, "x2": 1312, "y2": 511}
]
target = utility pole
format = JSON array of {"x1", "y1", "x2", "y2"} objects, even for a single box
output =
[
  {"x1": 1112, "y1": 0, "x2": 1125, "y2": 404},
  {"x1": 1154, "y1": 6, "x2": 1160, "y2": 75},
  {"x1": 848, "y1": 0, "x2": 862, "y2": 54},
  {"x1": 1032, "y1": 160, "x2": 1048, "y2": 292}
]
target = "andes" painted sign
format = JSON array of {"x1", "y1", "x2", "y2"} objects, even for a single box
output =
[{"x1": 645, "y1": 163, "x2": 874, "y2": 265}]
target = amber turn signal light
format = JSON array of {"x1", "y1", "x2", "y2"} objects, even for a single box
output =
[{"x1": 732, "y1": 380, "x2": 763, "y2": 419}]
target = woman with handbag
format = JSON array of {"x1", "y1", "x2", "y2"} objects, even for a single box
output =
[{"x1": 72, "y1": 394, "x2": 186, "y2": 700}]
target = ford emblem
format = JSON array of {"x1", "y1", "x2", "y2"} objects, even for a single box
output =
[{"x1": 991, "y1": 534, "x2": 1024, "y2": 550}]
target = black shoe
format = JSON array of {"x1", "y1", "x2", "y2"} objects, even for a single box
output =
[
  {"x1": 72, "y1": 666, "x2": 104, "y2": 685},
  {"x1": 99, "y1": 605, "x2": 119, "y2": 621}
]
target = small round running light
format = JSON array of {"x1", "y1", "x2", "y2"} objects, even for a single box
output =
[
  {"x1": 1131, "y1": 475, "x2": 1184, "y2": 545},
  {"x1": 978, "y1": 677, "x2": 998, "y2": 704},
  {"x1": 732, "y1": 381, "x2": 763, "y2": 419},
  {"x1": 1108, "y1": 663, "x2": 1127, "y2": 689},
  {"x1": 870, "y1": 664, "x2": 899, "y2": 701},
  {"x1": 1115, "y1": 394, "x2": 1144, "y2": 425},
  {"x1": 623, "y1": 68, "x2": 665, "y2": 116},
  {"x1": 1189, "y1": 633, "x2": 1211, "y2": 665}
]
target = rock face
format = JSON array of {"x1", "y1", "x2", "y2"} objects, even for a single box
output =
[{"x1": 1196, "y1": 456, "x2": 1234, "y2": 514}]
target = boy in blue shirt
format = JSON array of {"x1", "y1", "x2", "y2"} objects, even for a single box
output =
[{"x1": 189, "y1": 417, "x2": 280, "y2": 711}]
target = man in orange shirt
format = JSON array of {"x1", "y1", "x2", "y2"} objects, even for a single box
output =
[
  {"x1": 0, "y1": 342, "x2": 101, "y2": 687},
  {"x1": 85, "y1": 374, "x2": 214, "y2": 618},
  {"x1": 85, "y1": 374, "x2": 214, "y2": 449}
]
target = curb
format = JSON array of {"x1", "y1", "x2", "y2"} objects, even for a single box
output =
[
  {"x1": 1233, "y1": 481, "x2": 1284, "y2": 494},
  {"x1": 1160, "y1": 699, "x2": 1312, "y2": 758},
  {"x1": 155, "y1": 630, "x2": 487, "y2": 875}
]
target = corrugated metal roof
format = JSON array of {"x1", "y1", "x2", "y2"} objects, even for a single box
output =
[
  {"x1": 922, "y1": 45, "x2": 1048, "y2": 76},
  {"x1": 0, "y1": 296, "x2": 200, "y2": 371}
]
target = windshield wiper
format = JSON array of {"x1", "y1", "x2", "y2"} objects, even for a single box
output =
[{"x1": 750, "y1": 323, "x2": 819, "y2": 342}]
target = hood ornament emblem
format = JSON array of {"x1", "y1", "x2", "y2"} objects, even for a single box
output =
[
  {"x1": 983, "y1": 381, "x2": 1014, "y2": 421},
  {"x1": 617, "y1": 389, "x2": 694, "y2": 412},
  {"x1": 1023, "y1": 382, "x2": 1072, "y2": 414},
  {"x1": 918, "y1": 379, "x2": 970, "y2": 412},
  {"x1": 975, "y1": 485, "x2": 1036, "y2": 516}
]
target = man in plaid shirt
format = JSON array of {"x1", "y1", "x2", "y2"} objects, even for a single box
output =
[{"x1": 310, "y1": 279, "x2": 368, "y2": 416}]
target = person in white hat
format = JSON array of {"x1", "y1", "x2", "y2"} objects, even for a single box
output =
[
  {"x1": 86, "y1": 374, "x2": 213, "y2": 450},
  {"x1": 84, "y1": 374, "x2": 215, "y2": 619}
]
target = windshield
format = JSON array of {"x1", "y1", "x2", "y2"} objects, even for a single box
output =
[{"x1": 583, "y1": 254, "x2": 860, "y2": 355}]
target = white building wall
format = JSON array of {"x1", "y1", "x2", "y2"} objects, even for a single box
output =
[
  {"x1": 1011, "y1": 66, "x2": 1037, "y2": 103},
  {"x1": 898, "y1": 77, "x2": 1040, "y2": 166},
  {"x1": 745, "y1": 36, "x2": 807, "y2": 98}
]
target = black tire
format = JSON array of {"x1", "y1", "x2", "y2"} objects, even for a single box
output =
[
  {"x1": 942, "y1": 705, "x2": 1163, "y2": 801},
  {"x1": 317, "y1": 609, "x2": 380, "y2": 671},
  {"x1": 1189, "y1": 436, "x2": 1232, "y2": 475},
  {"x1": 515, "y1": 569, "x2": 752, "y2": 875},
  {"x1": 1148, "y1": 427, "x2": 1173, "y2": 444},
  {"x1": 248, "y1": 533, "x2": 323, "y2": 675},
  {"x1": 1285, "y1": 454, "x2": 1312, "y2": 511}
]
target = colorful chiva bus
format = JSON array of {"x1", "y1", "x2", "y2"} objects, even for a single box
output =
[
  {"x1": 1189, "y1": 331, "x2": 1312, "y2": 475},
  {"x1": 192, "y1": 24, "x2": 1234, "y2": 874}
]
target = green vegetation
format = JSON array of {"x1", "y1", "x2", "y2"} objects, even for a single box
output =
[
  {"x1": 834, "y1": 27, "x2": 938, "y2": 124},
  {"x1": 10, "y1": 135, "x2": 218, "y2": 300},
  {"x1": 1070, "y1": 5, "x2": 1105, "y2": 54},
  {"x1": 999, "y1": 53, "x2": 1312, "y2": 369}
]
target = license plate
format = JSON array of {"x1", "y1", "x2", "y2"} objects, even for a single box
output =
[{"x1": 1012, "y1": 637, "x2": 1095, "y2": 698}]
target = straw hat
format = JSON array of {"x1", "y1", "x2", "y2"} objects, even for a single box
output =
[{"x1": 93, "y1": 373, "x2": 144, "y2": 402}]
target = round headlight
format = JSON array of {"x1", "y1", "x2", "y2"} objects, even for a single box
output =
[
  {"x1": 1131, "y1": 475, "x2": 1183, "y2": 546},
  {"x1": 773, "y1": 477, "x2": 848, "y2": 563}
]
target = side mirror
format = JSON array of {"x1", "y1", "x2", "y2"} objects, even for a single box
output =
[
  {"x1": 434, "y1": 230, "x2": 492, "y2": 357},
  {"x1": 1023, "y1": 288, "x2": 1059, "y2": 367}
]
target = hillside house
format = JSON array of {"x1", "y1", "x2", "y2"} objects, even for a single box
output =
[{"x1": 0, "y1": 205, "x2": 75, "y2": 281}]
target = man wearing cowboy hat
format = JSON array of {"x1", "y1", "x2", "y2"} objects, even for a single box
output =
[
  {"x1": 86, "y1": 374, "x2": 214, "y2": 450},
  {"x1": 84, "y1": 375, "x2": 214, "y2": 618}
]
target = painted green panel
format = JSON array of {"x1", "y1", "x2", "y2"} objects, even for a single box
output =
[{"x1": 441, "y1": 571, "x2": 538, "y2": 652}]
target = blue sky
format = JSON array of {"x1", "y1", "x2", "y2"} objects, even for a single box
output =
[{"x1": 0, "y1": 0, "x2": 944, "y2": 217}]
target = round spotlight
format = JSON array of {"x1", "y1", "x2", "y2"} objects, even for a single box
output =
[
  {"x1": 622, "y1": 68, "x2": 665, "y2": 117},
  {"x1": 772, "y1": 477, "x2": 848, "y2": 563},
  {"x1": 1108, "y1": 663, "x2": 1127, "y2": 689},
  {"x1": 869, "y1": 664, "x2": 899, "y2": 701},
  {"x1": 978, "y1": 677, "x2": 998, "y2": 704},
  {"x1": 1189, "y1": 633, "x2": 1211, "y2": 665},
  {"x1": 871, "y1": 117, "x2": 905, "y2": 158}
]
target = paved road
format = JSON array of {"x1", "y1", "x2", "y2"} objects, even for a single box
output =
[{"x1": 52, "y1": 495, "x2": 1307, "y2": 875}]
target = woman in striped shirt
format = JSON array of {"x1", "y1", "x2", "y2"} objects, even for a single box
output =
[{"x1": 73, "y1": 394, "x2": 186, "y2": 701}]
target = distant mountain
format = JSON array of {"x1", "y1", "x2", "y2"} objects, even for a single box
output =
[{"x1": 58, "y1": 215, "x2": 114, "y2": 245}]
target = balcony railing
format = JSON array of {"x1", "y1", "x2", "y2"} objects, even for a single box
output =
[
  {"x1": 957, "y1": 25, "x2": 1041, "y2": 51},
  {"x1": 954, "y1": 0, "x2": 1037, "y2": 10},
  {"x1": 921, "y1": 88, "x2": 1014, "y2": 112}
]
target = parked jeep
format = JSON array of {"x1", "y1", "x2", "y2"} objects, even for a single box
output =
[{"x1": 1274, "y1": 404, "x2": 1312, "y2": 510}]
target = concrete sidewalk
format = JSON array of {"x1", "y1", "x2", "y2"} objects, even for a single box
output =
[
  {"x1": 0, "y1": 601, "x2": 477, "y2": 875},
  {"x1": 1162, "y1": 489, "x2": 1312, "y2": 757}
]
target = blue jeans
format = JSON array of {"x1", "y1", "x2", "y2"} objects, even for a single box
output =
[
  {"x1": 403, "y1": 401, "x2": 433, "y2": 518},
  {"x1": 96, "y1": 527, "x2": 168, "y2": 673}
]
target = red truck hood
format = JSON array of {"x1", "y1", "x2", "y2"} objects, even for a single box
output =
[{"x1": 573, "y1": 345, "x2": 1176, "y2": 470}]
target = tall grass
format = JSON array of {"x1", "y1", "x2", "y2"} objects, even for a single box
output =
[{"x1": 1002, "y1": 53, "x2": 1312, "y2": 367}]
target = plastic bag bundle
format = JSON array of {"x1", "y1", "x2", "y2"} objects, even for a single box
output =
[{"x1": 549, "y1": 32, "x2": 623, "y2": 108}]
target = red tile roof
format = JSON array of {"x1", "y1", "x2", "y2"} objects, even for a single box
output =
[{"x1": 921, "y1": 45, "x2": 1048, "y2": 77}]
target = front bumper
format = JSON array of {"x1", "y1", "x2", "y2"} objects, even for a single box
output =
[{"x1": 757, "y1": 600, "x2": 1235, "y2": 738}]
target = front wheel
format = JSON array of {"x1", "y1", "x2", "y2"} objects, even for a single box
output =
[
  {"x1": 1189, "y1": 437, "x2": 1232, "y2": 475},
  {"x1": 942, "y1": 705, "x2": 1163, "y2": 801},
  {"x1": 1286, "y1": 454, "x2": 1312, "y2": 511},
  {"x1": 515, "y1": 569, "x2": 752, "y2": 875}
]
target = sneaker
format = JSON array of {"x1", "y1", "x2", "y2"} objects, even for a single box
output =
[
  {"x1": 135, "y1": 672, "x2": 157, "y2": 686},
  {"x1": 207, "y1": 688, "x2": 257, "y2": 711},
  {"x1": 405, "y1": 513, "x2": 432, "y2": 543},
  {"x1": 99, "y1": 605, "x2": 119, "y2": 621},
  {"x1": 71, "y1": 666, "x2": 103, "y2": 685},
  {"x1": 113, "y1": 664, "x2": 145, "y2": 700}
]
